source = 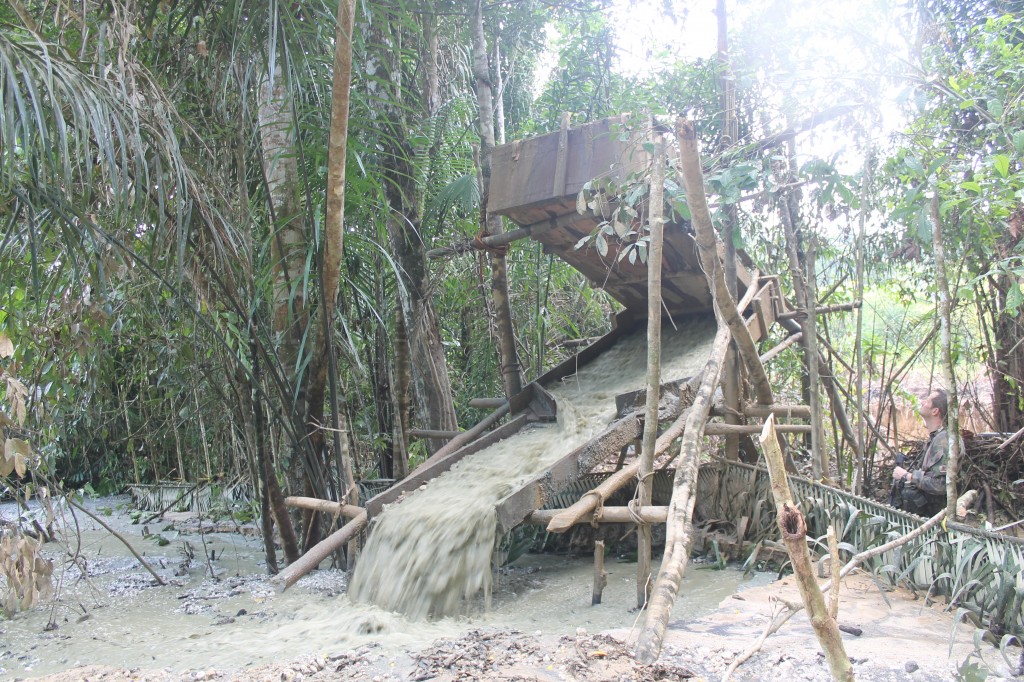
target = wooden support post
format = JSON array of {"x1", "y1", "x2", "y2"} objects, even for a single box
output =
[
  {"x1": 593, "y1": 540, "x2": 608, "y2": 605},
  {"x1": 759, "y1": 332, "x2": 802, "y2": 364},
  {"x1": 675, "y1": 117, "x2": 774, "y2": 407},
  {"x1": 408, "y1": 428, "x2": 463, "y2": 440},
  {"x1": 759, "y1": 415, "x2": 853, "y2": 681},
  {"x1": 272, "y1": 511, "x2": 367, "y2": 591},
  {"x1": 468, "y1": 398, "x2": 507, "y2": 409},
  {"x1": 638, "y1": 130, "x2": 666, "y2": 610}
]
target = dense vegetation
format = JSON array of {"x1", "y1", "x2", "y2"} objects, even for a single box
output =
[{"x1": 2, "y1": 0, "x2": 1022, "y2": 573}]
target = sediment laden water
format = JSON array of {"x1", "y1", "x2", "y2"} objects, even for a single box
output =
[{"x1": 348, "y1": 317, "x2": 718, "y2": 620}]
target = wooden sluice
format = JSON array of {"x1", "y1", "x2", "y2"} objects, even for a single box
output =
[{"x1": 364, "y1": 115, "x2": 782, "y2": 527}]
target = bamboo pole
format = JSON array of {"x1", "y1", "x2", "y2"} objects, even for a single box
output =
[
  {"x1": 638, "y1": 130, "x2": 666, "y2": 609},
  {"x1": 704, "y1": 423, "x2": 812, "y2": 435},
  {"x1": 284, "y1": 496, "x2": 363, "y2": 518},
  {"x1": 273, "y1": 510, "x2": 367, "y2": 591},
  {"x1": 527, "y1": 506, "x2": 669, "y2": 525},
  {"x1": 635, "y1": 323, "x2": 731, "y2": 664},
  {"x1": 759, "y1": 332, "x2": 803, "y2": 364},
  {"x1": 759, "y1": 415, "x2": 853, "y2": 681}
]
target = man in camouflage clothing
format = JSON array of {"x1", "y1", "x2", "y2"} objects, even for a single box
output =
[{"x1": 892, "y1": 388, "x2": 958, "y2": 516}]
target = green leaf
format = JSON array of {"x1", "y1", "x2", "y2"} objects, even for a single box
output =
[
  {"x1": 960, "y1": 181, "x2": 982, "y2": 194},
  {"x1": 993, "y1": 155, "x2": 1010, "y2": 178},
  {"x1": 1012, "y1": 131, "x2": 1024, "y2": 153},
  {"x1": 1006, "y1": 281, "x2": 1023, "y2": 313},
  {"x1": 905, "y1": 155, "x2": 925, "y2": 177},
  {"x1": 595, "y1": 233, "x2": 608, "y2": 257}
]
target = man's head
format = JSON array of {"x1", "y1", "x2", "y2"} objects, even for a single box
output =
[{"x1": 919, "y1": 388, "x2": 948, "y2": 428}]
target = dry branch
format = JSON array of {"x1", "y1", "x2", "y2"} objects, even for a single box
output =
[
  {"x1": 284, "y1": 496, "x2": 363, "y2": 519},
  {"x1": 760, "y1": 415, "x2": 853, "y2": 681}
]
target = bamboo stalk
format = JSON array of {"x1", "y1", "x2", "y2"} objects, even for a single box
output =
[
  {"x1": 638, "y1": 130, "x2": 666, "y2": 609},
  {"x1": 704, "y1": 423, "x2": 812, "y2": 435},
  {"x1": 527, "y1": 506, "x2": 669, "y2": 525},
  {"x1": 284, "y1": 496, "x2": 363, "y2": 519}
]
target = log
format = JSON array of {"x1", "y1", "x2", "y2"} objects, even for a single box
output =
[
  {"x1": 777, "y1": 301, "x2": 861, "y2": 321},
  {"x1": 273, "y1": 510, "x2": 367, "y2": 591},
  {"x1": 760, "y1": 415, "x2": 853, "y2": 681},
  {"x1": 593, "y1": 540, "x2": 608, "y2": 605},
  {"x1": 544, "y1": 407, "x2": 689, "y2": 534},
  {"x1": 408, "y1": 429, "x2": 462, "y2": 440},
  {"x1": 676, "y1": 117, "x2": 773, "y2": 407},
  {"x1": 527, "y1": 506, "x2": 669, "y2": 525},
  {"x1": 710, "y1": 403, "x2": 811, "y2": 420},
  {"x1": 704, "y1": 423, "x2": 812, "y2": 435},
  {"x1": 468, "y1": 398, "x2": 507, "y2": 409},
  {"x1": 635, "y1": 322, "x2": 731, "y2": 664},
  {"x1": 284, "y1": 496, "x2": 363, "y2": 519}
]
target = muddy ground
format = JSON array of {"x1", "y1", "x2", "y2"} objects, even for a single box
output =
[{"x1": 3, "y1": 496, "x2": 1022, "y2": 682}]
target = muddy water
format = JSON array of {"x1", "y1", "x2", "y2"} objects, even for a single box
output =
[
  {"x1": 349, "y1": 318, "x2": 718, "y2": 620},
  {"x1": 0, "y1": 500, "x2": 772, "y2": 678}
]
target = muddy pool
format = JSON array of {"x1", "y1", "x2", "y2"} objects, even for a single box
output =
[{"x1": 0, "y1": 496, "x2": 773, "y2": 678}]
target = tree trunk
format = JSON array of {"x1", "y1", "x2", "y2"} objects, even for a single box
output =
[
  {"x1": 472, "y1": 0, "x2": 523, "y2": 401},
  {"x1": 373, "y1": 10, "x2": 459, "y2": 456},
  {"x1": 717, "y1": 0, "x2": 743, "y2": 462},
  {"x1": 638, "y1": 131, "x2": 665, "y2": 610},
  {"x1": 930, "y1": 191, "x2": 961, "y2": 518},
  {"x1": 675, "y1": 117, "x2": 773, "y2": 405},
  {"x1": 778, "y1": 142, "x2": 824, "y2": 478}
]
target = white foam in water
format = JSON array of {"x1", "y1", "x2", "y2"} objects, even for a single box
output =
[{"x1": 349, "y1": 317, "x2": 717, "y2": 620}]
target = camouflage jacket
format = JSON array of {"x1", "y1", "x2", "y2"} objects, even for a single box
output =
[{"x1": 908, "y1": 427, "x2": 951, "y2": 497}]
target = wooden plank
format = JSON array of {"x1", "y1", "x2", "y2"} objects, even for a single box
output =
[
  {"x1": 494, "y1": 414, "x2": 644, "y2": 534},
  {"x1": 490, "y1": 116, "x2": 648, "y2": 219},
  {"x1": 364, "y1": 414, "x2": 529, "y2": 518}
]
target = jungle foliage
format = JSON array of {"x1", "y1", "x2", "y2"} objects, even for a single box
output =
[{"x1": 1, "y1": 0, "x2": 1022, "y2": 572}]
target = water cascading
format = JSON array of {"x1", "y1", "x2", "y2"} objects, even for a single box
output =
[{"x1": 349, "y1": 317, "x2": 717, "y2": 620}]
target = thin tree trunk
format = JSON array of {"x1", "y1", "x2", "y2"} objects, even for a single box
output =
[
  {"x1": 472, "y1": 0, "x2": 522, "y2": 401},
  {"x1": 393, "y1": 304, "x2": 413, "y2": 480},
  {"x1": 853, "y1": 156, "x2": 869, "y2": 493},
  {"x1": 930, "y1": 191, "x2": 961, "y2": 518},
  {"x1": 675, "y1": 117, "x2": 773, "y2": 405},
  {"x1": 778, "y1": 166, "x2": 824, "y2": 477},
  {"x1": 717, "y1": 0, "x2": 742, "y2": 462},
  {"x1": 638, "y1": 131, "x2": 665, "y2": 610}
]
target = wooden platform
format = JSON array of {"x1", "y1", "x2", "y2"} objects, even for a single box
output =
[{"x1": 490, "y1": 116, "x2": 773, "y2": 325}]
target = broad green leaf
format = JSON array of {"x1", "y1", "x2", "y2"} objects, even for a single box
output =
[
  {"x1": 1013, "y1": 131, "x2": 1024, "y2": 153},
  {"x1": 960, "y1": 181, "x2": 982, "y2": 194},
  {"x1": 993, "y1": 155, "x2": 1011, "y2": 178},
  {"x1": 905, "y1": 155, "x2": 925, "y2": 177}
]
